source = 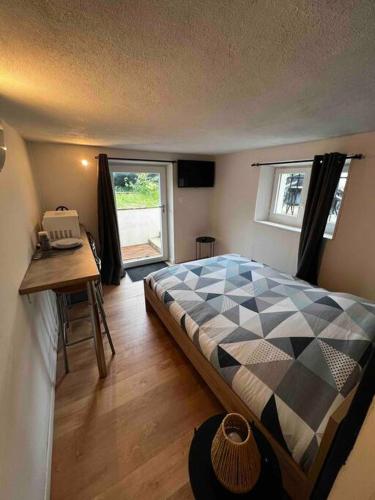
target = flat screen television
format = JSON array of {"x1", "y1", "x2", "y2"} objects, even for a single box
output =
[{"x1": 177, "y1": 160, "x2": 215, "y2": 187}]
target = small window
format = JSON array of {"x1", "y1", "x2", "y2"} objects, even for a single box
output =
[
  {"x1": 269, "y1": 167, "x2": 311, "y2": 227},
  {"x1": 325, "y1": 164, "x2": 350, "y2": 235},
  {"x1": 267, "y1": 161, "x2": 350, "y2": 235}
]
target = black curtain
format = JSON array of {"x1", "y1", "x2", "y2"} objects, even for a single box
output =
[
  {"x1": 296, "y1": 152, "x2": 346, "y2": 284},
  {"x1": 97, "y1": 153, "x2": 125, "y2": 285}
]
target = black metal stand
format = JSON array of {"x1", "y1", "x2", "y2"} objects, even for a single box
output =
[{"x1": 196, "y1": 236, "x2": 216, "y2": 260}]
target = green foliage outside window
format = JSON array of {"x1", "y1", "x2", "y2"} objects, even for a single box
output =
[{"x1": 114, "y1": 172, "x2": 160, "y2": 209}]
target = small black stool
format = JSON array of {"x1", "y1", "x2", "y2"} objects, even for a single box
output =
[
  {"x1": 196, "y1": 236, "x2": 216, "y2": 259},
  {"x1": 188, "y1": 414, "x2": 285, "y2": 499}
]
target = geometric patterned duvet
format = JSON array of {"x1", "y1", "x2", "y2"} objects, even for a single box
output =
[{"x1": 145, "y1": 255, "x2": 375, "y2": 472}]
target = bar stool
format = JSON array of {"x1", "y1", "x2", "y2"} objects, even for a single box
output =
[
  {"x1": 56, "y1": 232, "x2": 115, "y2": 373},
  {"x1": 56, "y1": 281, "x2": 115, "y2": 373},
  {"x1": 195, "y1": 236, "x2": 216, "y2": 260}
]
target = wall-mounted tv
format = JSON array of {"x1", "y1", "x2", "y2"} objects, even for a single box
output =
[{"x1": 177, "y1": 160, "x2": 215, "y2": 187}]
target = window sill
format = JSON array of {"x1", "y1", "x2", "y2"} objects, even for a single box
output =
[{"x1": 254, "y1": 220, "x2": 333, "y2": 240}]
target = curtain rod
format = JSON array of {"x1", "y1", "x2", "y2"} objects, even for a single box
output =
[
  {"x1": 251, "y1": 153, "x2": 364, "y2": 167},
  {"x1": 95, "y1": 156, "x2": 176, "y2": 163}
]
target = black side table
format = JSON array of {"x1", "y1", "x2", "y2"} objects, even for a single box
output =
[
  {"x1": 196, "y1": 236, "x2": 216, "y2": 259},
  {"x1": 188, "y1": 414, "x2": 285, "y2": 499}
]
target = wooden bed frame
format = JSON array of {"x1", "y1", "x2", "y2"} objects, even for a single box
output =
[{"x1": 144, "y1": 280, "x2": 355, "y2": 499}]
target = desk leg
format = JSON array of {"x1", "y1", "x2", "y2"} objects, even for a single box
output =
[{"x1": 87, "y1": 281, "x2": 107, "y2": 378}]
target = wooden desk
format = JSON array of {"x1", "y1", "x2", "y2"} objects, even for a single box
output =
[{"x1": 19, "y1": 228, "x2": 108, "y2": 378}]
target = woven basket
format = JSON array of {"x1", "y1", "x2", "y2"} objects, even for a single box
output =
[{"x1": 211, "y1": 413, "x2": 261, "y2": 494}]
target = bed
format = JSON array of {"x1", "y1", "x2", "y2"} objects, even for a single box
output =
[{"x1": 144, "y1": 254, "x2": 375, "y2": 498}]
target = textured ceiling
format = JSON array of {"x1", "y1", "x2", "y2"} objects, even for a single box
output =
[{"x1": 1, "y1": 0, "x2": 375, "y2": 153}]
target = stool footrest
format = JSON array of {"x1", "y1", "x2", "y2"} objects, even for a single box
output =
[{"x1": 66, "y1": 335, "x2": 95, "y2": 347}]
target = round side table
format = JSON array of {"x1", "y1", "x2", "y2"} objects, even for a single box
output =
[
  {"x1": 188, "y1": 414, "x2": 285, "y2": 499},
  {"x1": 196, "y1": 236, "x2": 216, "y2": 259}
]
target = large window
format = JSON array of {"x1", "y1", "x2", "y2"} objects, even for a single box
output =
[{"x1": 267, "y1": 162, "x2": 350, "y2": 235}]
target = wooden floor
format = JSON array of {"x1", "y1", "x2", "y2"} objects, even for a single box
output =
[
  {"x1": 121, "y1": 243, "x2": 160, "y2": 262},
  {"x1": 52, "y1": 275, "x2": 222, "y2": 499}
]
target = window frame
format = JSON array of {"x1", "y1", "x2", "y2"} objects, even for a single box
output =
[{"x1": 269, "y1": 166, "x2": 311, "y2": 227}]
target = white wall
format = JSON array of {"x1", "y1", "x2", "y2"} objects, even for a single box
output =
[
  {"x1": 171, "y1": 164, "x2": 213, "y2": 263},
  {"x1": 0, "y1": 123, "x2": 57, "y2": 500},
  {"x1": 211, "y1": 130, "x2": 375, "y2": 301},
  {"x1": 27, "y1": 142, "x2": 214, "y2": 263}
]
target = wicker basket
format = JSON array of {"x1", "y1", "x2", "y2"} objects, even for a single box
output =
[{"x1": 211, "y1": 413, "x2": 261, "y2": 494}]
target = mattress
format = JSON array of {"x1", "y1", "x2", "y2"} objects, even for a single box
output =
[{"x1": 145, "y1": 254, "x2": 375, "y2": 471}]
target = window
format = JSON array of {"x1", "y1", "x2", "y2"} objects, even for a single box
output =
[
  {"x1": 266, "y1": 162, "x2": 350, "y2": 236},
  {"x1": 270, "y1": 167, "x2": 311, "y2": 227},
  {"x1": 325, "y1": 165, "x2": 349, "y2": 234}
]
